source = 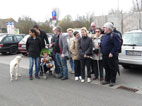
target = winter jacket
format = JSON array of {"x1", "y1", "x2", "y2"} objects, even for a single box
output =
[
  {"x1": 59, "y1": 34, "x2": 69, "y2": 57},
  {"x1": 51, "y1": 34, "x2": 61, "y2": 54},
  {"x1": 67, "y1": 35, "x2": 74, "y2": 58},
  {"x1": 78, "y1": 36, "x2": 92, "y2": 59},
  {"x1": 38, "y1": 30, "x2": 49, "y2": 48},
  {"x1": 100, "y1": 32, "x2": 120, "y2": 56},
  {"x1": 89, "y1": 28, "x2": 96, "y2": 34},
  {"x1": 70, "y1": 37, "x2": 79, "y2": 60},
  {"x1": 26, "y1": 36, "x2": 42, "y2": 58},
  {"x1": 92, "y1": 34, "x2": 103, "y2": 60}
]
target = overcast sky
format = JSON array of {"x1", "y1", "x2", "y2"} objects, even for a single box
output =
[{"x1": 0, "y1": 0, "x2": 133, "y2": 22}]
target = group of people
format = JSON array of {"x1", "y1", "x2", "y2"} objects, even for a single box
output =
[{"x1": 26, "y1": 22, "x2": 122, "y2": 87}]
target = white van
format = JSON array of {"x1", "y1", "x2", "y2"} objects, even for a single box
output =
[{"x1": 119, "y1": 30, "x2": 142, "y2": 68}]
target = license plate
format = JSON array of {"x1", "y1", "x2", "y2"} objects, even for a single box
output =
[
  {"x1": 126, "y1": 50, "x2": 142, "y2": 56},
  {"x1": 21, "y1": 45, "x2": 26, "y2": 48}
]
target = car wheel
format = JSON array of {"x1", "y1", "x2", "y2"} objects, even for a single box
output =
[
  {"x1": 1, "y1": 52, "x2": 7, "y2": 55},
  {"x1": 10, "y1": 46, "x2": 18, "y2": 55},
  {"x1": 122, "y1": 65, "x2": 130, "y2": 69}
]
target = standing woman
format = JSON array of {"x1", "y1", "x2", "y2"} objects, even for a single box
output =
[
  {"x1": 26, "y1": 28, "x2": 42, "y2": 80},
  {"x1": 70, "y1": 31, "x2": 81, "y2": 81},
  {"x1": 92, "y1": 28, "x2": 104, "y2": 81},
  {"x1": 78, "y1": 27, "x2": 93, "y2": 83}
]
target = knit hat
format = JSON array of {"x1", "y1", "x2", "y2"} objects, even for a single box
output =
[
  {"x1": 73, "y1": 31, "x2": 79, "y2": 36},
  {"x1": 103, "y1": 22, "x2": 114, "y2": 31}
]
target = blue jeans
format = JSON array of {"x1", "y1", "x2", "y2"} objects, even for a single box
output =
[
  {"x1": 29, "y1": 57, "x2": 39, "y2": 76},
  {"x1": 55, "y1": 53, "x2": 63, "y2": 76},
  {"x1": 69, "y1": 58, "x2": 74, "y2": 72},
  {"x1": 61, "y1": 56, "x2": 68, "y2": 78}
]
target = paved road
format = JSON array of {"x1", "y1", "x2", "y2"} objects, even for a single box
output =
[
  {"x1": 0, "y1": 54, "x2": 142, "y2": 89},
  {"x1": 0, "y1": 63, "x2": 142, "y2": 106}
]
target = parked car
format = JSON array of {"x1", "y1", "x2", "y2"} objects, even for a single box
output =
[
  {"x1": 18, "y1": 34, "x2": 53, "y2": 56},
  {"x1": 0, "y1": 34, "x2": 25, "y2": 55},
  {"x1": 18, "y1": 35, "x2": 30, "y2": 55},
  {"x1": 119, "y1": 30, "x2": 142, "y2": 68}
]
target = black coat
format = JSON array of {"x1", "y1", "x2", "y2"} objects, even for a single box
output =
[
  {"x1": 38, "y1": 30, "x2": 49, "y2": 48},
  {"x1": 51, "y1": 34, "x2": 61, "y2": 54},
  {"x1": 26, "y1": 37, "x2": 42, "y2": 58},
  {"x1": 78, "y1": 36, "x2": 93, "y2": 59}
]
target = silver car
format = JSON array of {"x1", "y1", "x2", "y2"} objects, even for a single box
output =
[{"x1": 119, "y1": 30, "x2": 142, "y2": 68}]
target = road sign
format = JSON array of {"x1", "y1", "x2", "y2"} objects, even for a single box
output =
[{"x1": 52, "y1": 11, "x2": 56, "y2": 17}]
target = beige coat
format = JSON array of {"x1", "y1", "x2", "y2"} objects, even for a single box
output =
[{"x1": 69, "y1": 37, "x2": 79, "y2": 60}]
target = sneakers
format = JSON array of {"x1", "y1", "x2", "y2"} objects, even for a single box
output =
[
  {"x1": 43, "y1": 74, "x2": 48, "y2": 79},
  {"x1": 39, "y1": 72, "x2": 43, "y2": 76},
  {"x1": 93, "y1": 77, "x2": 98, "y2": 80},
  {"x1": 58, "y1": 75, "x2": 63, "y2": 79},
  {"x1": 70, "y1": 71, "x2": 75, "y2": 74},
  {"x1": 35, "y1": 75, "x2": 40, "y2": 79},
  {"x1": 79, "y1": 76, "x2": 82, "y2": 80},
  {"x1": 81, "y1": 79, "x2": 85, "y2": 83},
  {"x1": 87, "y1": 78, "x2": 91, "y2": 83},
  {"x1": 101, "y1": 81, "x2": 110, "y2": 85},
  {"x1": 109, "y1": 82, "x2": 115, "y2": 87},
  {"x1": 29, "y1": 76, "x2": 33, "y2": 80},
  {"x1": 75, "y1": 77, "x2": 79, "y2": 81},
  {"x1": 61, "y1": 77, "x2": 68, "y2": 80}
]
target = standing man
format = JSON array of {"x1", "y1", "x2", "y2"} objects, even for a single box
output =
[
  {"x1": 67, "y1": 28, "x2": 75, "y2": 74},
  {"x1": 50, "y1": 27, "x2": 63, "y2": 79},
  {"x1": 89, "y1": 22, "x2": 96, "y2": 34},
  {"x1": 33, "y1": 25, "x2": 49, "y2": 76},
  {"x1": 33, "y1": 25, "x2": 49, "y2": 49},
  {"x1": 89, "y1": 22, "x2": 96, "y2": 74},
  {"x1": 59, "y1": 28, "x2": 69, "y2": 80},
  {"x1": 101, "y1": 22, "x2": 120, "y2": 87}
]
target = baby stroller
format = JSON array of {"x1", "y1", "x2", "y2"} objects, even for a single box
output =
[{"x1": 40, "y1": 48, "x2": 55, "y2": 79}]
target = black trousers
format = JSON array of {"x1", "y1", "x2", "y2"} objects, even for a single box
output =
[
  {"x1": 103, "y1": 55, "x2": 118, "y2": 83},
  {"x1": 93, "y1": 60, "x2": 103, "y2": 78},
  {"x1": 90, "y1": 59, "x2": 94, "y2": 73},
  {"x1": 80, "y1": 58, "x2": 91, "y2": 79},
  {"x1": 74, "y1": 60, "x2": 81, "y2": 77}
]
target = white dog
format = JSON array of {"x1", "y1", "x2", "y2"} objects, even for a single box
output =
[{"x1": 10, "y1": 55, "x2": 22, "y2": 81}]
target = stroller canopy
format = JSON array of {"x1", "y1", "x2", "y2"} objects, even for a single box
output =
[{"x1": 40, "y1": 48, "x2": 51, "y2": 57}]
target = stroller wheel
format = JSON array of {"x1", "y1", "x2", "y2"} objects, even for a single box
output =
[{"x1": 43, "y1": 73, "x2": 48, "y2": 79}]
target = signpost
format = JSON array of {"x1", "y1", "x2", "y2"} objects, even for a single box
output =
[{"x1": 6, "y1": 22, "x2": 19, "y2": 34}]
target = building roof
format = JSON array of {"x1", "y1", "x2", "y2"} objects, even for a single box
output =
[{"x1": 0, "y1": 18, "x2": 17, "y2": 28}]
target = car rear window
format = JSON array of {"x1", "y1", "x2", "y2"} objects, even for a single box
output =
[
  {"x1": 0, "y1": 35, "x2": 6, "y2": 42},
  {"x1": 15, "y1": 35, "x2": 24, "y2": 42},
  {"x1": 123, "y1": 32, "x2": 142, "y2": 46}
]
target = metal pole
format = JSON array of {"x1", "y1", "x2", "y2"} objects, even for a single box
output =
[{"x1": 117, "y1": 0, "x2": 119, "y2": 11}]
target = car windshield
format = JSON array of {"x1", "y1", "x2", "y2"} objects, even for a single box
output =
[{"x1": 123, "y1": 32, "x2": 142, "y2": 46}]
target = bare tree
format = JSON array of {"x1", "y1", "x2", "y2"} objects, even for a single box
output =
[
  {"x1": 75, "y1": 12, "x2": 95, "y2": 30},
  {"x1": 58, "y1": 15, "x2": 74, "y2": 32},
  {"x1": 132, "y1": 0, "x2": 142, "y2": 29},
  {"x1": 17, "y1": 16, "x2": 37, "y2": 34},
  {"x1": 132, "y1": 0, "x2": 142, "y2": 12}
]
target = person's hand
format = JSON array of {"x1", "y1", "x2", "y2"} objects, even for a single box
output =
[
  {"x1": 109, "y1": 53, "x2": 113, "y2": 58},
  {"x1": 61, "y1": 54, "x2": 64, "y2": 58},
  {"x1": 84, "y1": 54, "x2": 87, "y2": 58}
]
